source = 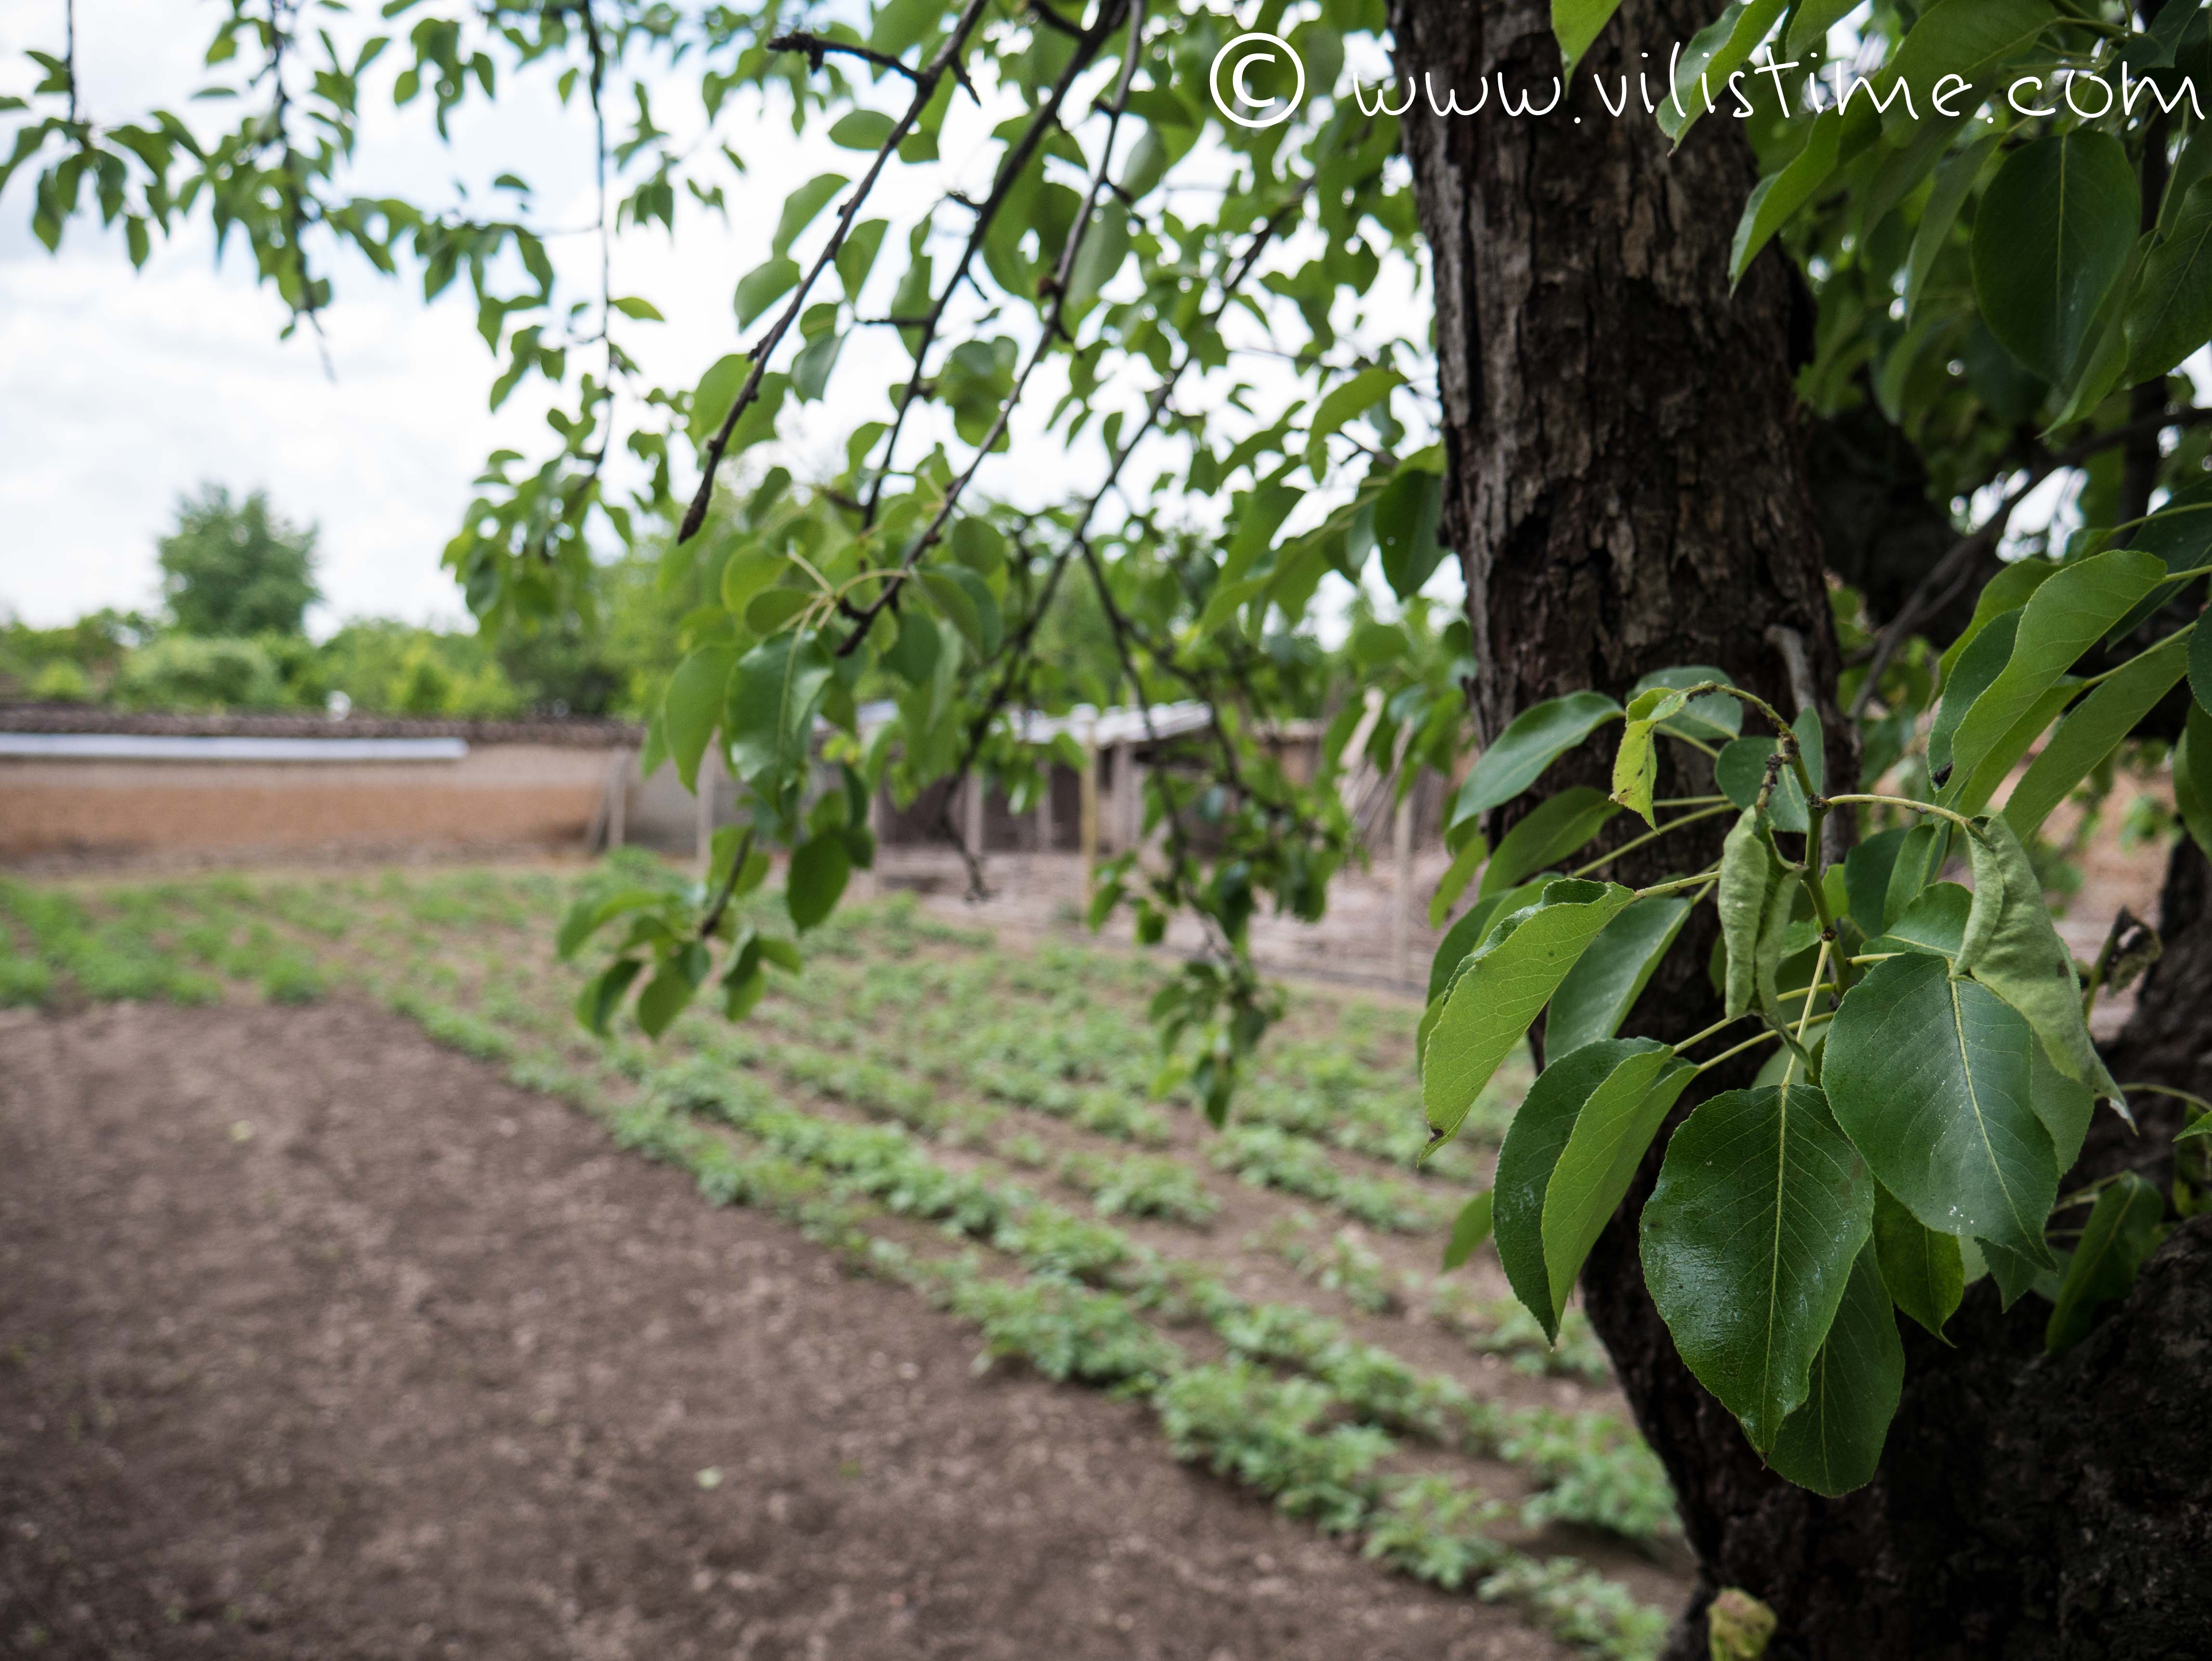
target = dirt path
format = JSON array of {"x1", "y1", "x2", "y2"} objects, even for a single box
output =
[{"x1": 0, "y1": 1000, "x2": 1560, "y2": 1661}]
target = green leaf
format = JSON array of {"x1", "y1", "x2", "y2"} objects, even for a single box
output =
[
  {"x1": 1940, "y1": 559, "x2": 2055, "y2": 683},
  {"x1": 720, "y1": 543, "x2": 784, "y2": 618},
  {"x1": 1823, "y1": 951, "x2": 2058, "y2": 1266},
  {"x1": 919, "y1": 565, "x2": 1003, "y2": 657},
  {"x1": 1765, "y1": 1239, "x2": 1904, "y2": 1497},
  {"x1": 1881, "y1": 881, "x2": 1972, "y2": 961},
  {"x1": 1426, "y1": 878, "x2": 1553, "y2": 1004},
  {"x1": 1547, "y1": 896, "x2": 1693, "y2": 1055},
  {"x1": 1628, "y1": 666, "x2": 1742, "y2": 744},
  {"x1": 1718, "y1": 805, "x2": 1781, "y2": 1020},
  {"x1": 1306, "y1": 367, "x2": 1404, "y2": 476},
  {"x1": 1442, "y1": 1189, "x2": 1494, "y2": 1271},
  {"x1": 1541, "y1": 1052, "x2": 1696, "y2": 1323},
  {"x1": 2003, "y1": 627, "x2": 2192, "y2": 840},
  {"x1": 688, "y1": 352, "x2": 750, "y2": 451},
  {"x1": 1428, "y1": 832, "x2": 1489, "y2": 929},
  {"x1": 1657, "y1": 0, "x2": 1789, "y2": 144},
  {"x1": 1843, "y1": 826, "x2": 1909, "y2": 936},
  {"x1": 1882, "y1": 820, "x2": 1951, "y2": 937},
  {"x1": 735, "y1": 256, "x2": 800, "y2": 328},
  {"x1": 1374, "y1": 467, "x2": 1446, "y2": 601},
  {"x1": 1552, "y1": 0, "x2": 1626, "y2": 76},
  {"x1": 1732, "y1": 107, "x2": 1843, "y2": 283},
  {"x1": 2045, "y1": 1172, "x2": 2164, "y2": 1352},
  {"x1": 1422, "y1": 880, "x2": 1636, "y2": 1148},
  {"x1": 1451, "y1": 693, "x2": 1624, "y2": 822},
  {"x1": 772, "y1": 172, "x2": 847, "y2": 259},
  {"x1": 726, "y1": 634, "x2": 834, "y2": 787},
  {"x1": 1609, "y1": 687, "x2": 1689, "y2": 826},
  {"x1": 1872, "y1": 1180, "x2": 1964, "y2": 1339},
  {"x1": 1945, "y1": 550, "x2": 2167, "y2": 797},
  {"x1": 663, "y1": 645, "x2": 736, "y2": 792},
  {"x1": 1493, "y1": 1038, "x2": 1655, "y2": 1338},
  {"x1": 635, "y1": 947, "x2": 706, "y2": 1038},
  {"x1": 2193, "y1": 612, "x2": 2212, "y2": 715},
  {"x1": 1065, "y1": 199, "x2": 1131, "y2": 310},
  {"x1": 609, "y1": 294, "x2": 663, "y2": 321},
  {"x1": 1958, "y1": 815, "x2": 2119, "y2": 1104},
  {"x1": 1641, "y1": 1080, "x2": 1874, "y2": 1451},
  {"x1": 1883, "y1": 0, "x2": 2054, "y2": 133},
  {"x1": 786, "y1": 832, "x2": 852, "y2": 932},
  {"x1": 836, "y1": 217, "x2": 888, "y2": 301},
  {"x1": 2177, "y1": 704, "x2": 2212, "y2": 859},
  {"x1": 2126, "y1": 178, "x2": 2212, "y2": 382},
  {"x1": 1479, "y1": 786, "x2": 1618, "y2": 898},
  {"x1": 1971, "y1": 132, "x2": 2137, "y2": 384},
  {"x1": 1907, "y1": 136, "x2": 1999, "y2": 321},
  {"x1": 574, "y1": 957, "x2": 644, "y2": 1035},
  {"x1": 2030, "y1": 1036, "x2": 2094, "y2": 1173},
  {"x1": 828, "y1": 109, "x2": 898, "y2": 151}
]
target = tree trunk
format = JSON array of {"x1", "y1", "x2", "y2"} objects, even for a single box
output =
[{"x1": 1388, "y1": 3, "x2": 2212, "y2": 1655}]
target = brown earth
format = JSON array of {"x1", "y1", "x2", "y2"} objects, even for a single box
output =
[{"x1": 0, "y1": 999, "x2": 1562, "y2": 1661}]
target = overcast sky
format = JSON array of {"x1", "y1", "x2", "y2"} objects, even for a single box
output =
[{"x1": 0, "y1": 0, "x2": 1438, "y2": 639}]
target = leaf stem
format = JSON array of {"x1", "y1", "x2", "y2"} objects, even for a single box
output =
[
  {"x1": 1676, "y1": 1011, "x2": 1749, "y2": 1054},
  {"x1": 1692, "y1": 1029, "x2": 1782, "y2": 1075},
  {"x1": 1570, "y1": 802, "x2": 1736, "y2": 877},
  {"x1": 1795, "y1": 939, "x2": 1830, "y2": 1042},
  {"x1": 1632, "y1": 867, "x2": 1722, "y2": 899},
  {"x1": 2116, "y1": 1081, "x2": 2212, "y2": 1116},
  {"x1": 1820, "y1": 793, "x2": 1979, "y2": 833},
  {"x1": 1655, "y1": 795, "x2": 1727, "y2": 807}
]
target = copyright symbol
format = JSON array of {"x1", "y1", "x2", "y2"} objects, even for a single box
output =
[{"x1": 1209, "y1": 31, "x2": 1304, "y2": 129}]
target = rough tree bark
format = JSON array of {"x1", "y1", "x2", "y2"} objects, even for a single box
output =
[{"x1": 1387, "y1": 2, "x2": 2212, "y2": 1656}]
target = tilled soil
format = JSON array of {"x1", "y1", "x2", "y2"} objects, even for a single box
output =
[{"x1": 0, "y1": 1000, "x2": 1565, "y2": 1661}]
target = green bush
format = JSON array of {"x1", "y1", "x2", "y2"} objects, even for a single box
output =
[{"x1": 112, "y1": 634, "x2": 288, "y2": 710}]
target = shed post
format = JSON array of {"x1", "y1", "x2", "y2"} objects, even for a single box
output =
[{"x1": 1079, "y1": 728, "x2": 1099, "y2": 897}]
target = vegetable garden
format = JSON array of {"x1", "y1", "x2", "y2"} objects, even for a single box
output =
[{"x1": 1, "y1": 861, "x2": 1688, "y2": 1659}]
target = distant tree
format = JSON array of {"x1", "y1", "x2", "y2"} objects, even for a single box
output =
[{"x1": 157, "y1": 485, "x2": 320, "y2": 638}]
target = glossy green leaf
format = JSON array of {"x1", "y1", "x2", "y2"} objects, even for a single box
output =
[
  {"x1": 1939, "y1": 559, "x2": 2055, "y2": 682},
  {"x1": 2004, "y1": 627, "x2": 2192, "y2": 839},
  {"x1": 1824, "y1": 951, "x2": 2058, "y2": 1266},
  {"x1": 1946, "y1": 550, "x2": 2167, "y2": 797},
  {"x1": 1422, "y1": 879, "x2": 1636, "y2": 1147},
  {"x1": 663, "y1": 645, "x2": 736, "y2": 792},
  {"x1": 1732, "y1": 108, "x2": 1843, "y2": 283},
  {"x1": 1907, "y1": 136, "x2": 1998, "y2": 322},
  {"x1": 1972, "y1": 132, "x2": 2137, "y2": 384},
  {"x1": 1374, "y1": 467, "x2": 1447, "y2": 601},
  {"x1": 1493, "y1": 1038, "x2": 1652, "y2": 1337},
  {"x1": 1426, "y1": 876, "x2": 1554, "y2": 1005},
  {"x1": 1443, "y1": 1189, "x2": 1494, "y2": 1270},
  {"x1": 1479, "y1": 786, "x2": 1618, "y2": 898},
  {"x1": 1547, "y1": 896, "x2": 1693, "y2": 1055},
  {"x1": 1883, "y1": 0, "x2": 2054, "y2": 132},
  {"x1": 2193, "y1": 613, "x2": 2212, "y2": 715},
  {"x1": 1843, "y1": 827, "x2": 1909, "y2": 936},
  {"x1": 2126, "y1": 178, "x2": 2212, "y2": 382},
  {"x1": 1452, "y1": 692, "x2": 1623, "y2": 822},
  {"x1": 1552, "y1": 0, "x2": 1626, "y2": 75},
  {"x1": 1658, "y1": 0, "x2": 1789, "y2": 143},
  {"x1": 1929, "y1": 611, "x2": 2018, "y2": 781},
  {"x1": 2030, "y1": 1036, "x2": 2094, "y2": 1173},
  {"x1": 1641, "y1": 1080, "x2": 1873, "y2": 1451},
  {"x1": 786, "y1": 831, "x2": 852, "y2": 932},
  {"x1": 734, "y1": 256, "x2": 800, "y2": 328},
  {"x1": 1428, "y1": 831, "x2": 1488, "y2": 929},
  {"x1": 771, "y1": 172, "x2": 846, "y2": 259},
  {"x1": 1883, "y1": 820, "x2": 1951, "y2": 936},
  {"x1": 1960, "y1": 815, "x2": 2119, "y2": 1104},
  {"x1": 2045, "y1": 1173, "x2": 2164, "y2": 1352},
  {"x1": 828, "y1": 109, "x2": 897, "y2": 151},
  {"x1": 1765, "y1": 1239, "x2": 1904, "y2": 1496},
  {"x1": 726, "y1": 634, "x2": 834, "y2": 787},
  {"x1": 1541, "y1": 1051, "x2": 1695, "y2": 1323},
  {"x1": 2176, "y1": 704, "x2": 2212, "y2": 859},
  {"x1": 1872, "y1": 1181, "x2": 1963, "y2": 1339}
]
